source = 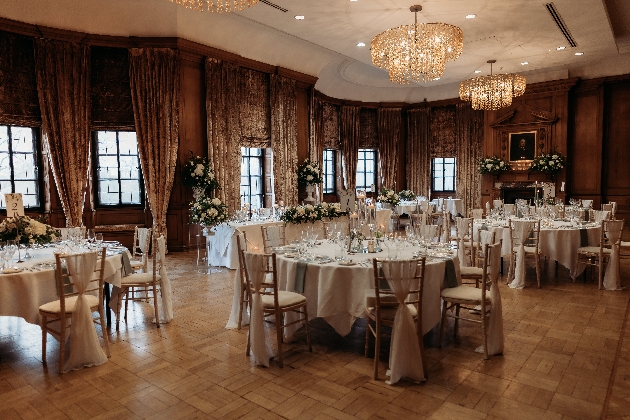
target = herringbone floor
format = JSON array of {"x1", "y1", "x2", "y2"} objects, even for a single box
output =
[{"x1": 1, "y1": 244, "x2": 629, "y2": 419}]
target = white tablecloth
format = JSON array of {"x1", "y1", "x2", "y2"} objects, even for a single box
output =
[
  {"x1": 396, "y1": 201, "x2": 421, "y2": 215},
  {"x1": 473, "y1": 220, "x2": 601, "y2": 279},
  {"x1": 0, "y1": 247, "x2": 124, "y2": 325}
]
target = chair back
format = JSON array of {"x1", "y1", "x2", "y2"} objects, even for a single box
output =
[
  {"x1": 503, "y1": 204, "x2": 516, "y2": 217},
  {"x1": 508, "y1": 219, "x2": 540, "y2": 250},
  {"x1": 602, "y1": 203, "x2": 613, "y2": 213},
  {"x1": 236, "y1": 231, "x2": 248, "y2": 280},
  {"x1": 262, "y1": 225, "x2": 285, "y2": 253},
  {"x1": 454, "y1": 217, "x2": 472, "y2": 240},
  {"x1": 479, "y1": 241, "x2": 503, "y2": 297},
  {"x1": 590, "y1": 210, "x2": 611, "y2": 223},
  {"x1": 469, "y1": 208, "x2": 484, "y2": 220},
  {"x1": 493, "y1": 199, "x2": 504, "y2": 209},
  {"x1": 474, "y1": 229, "x2": 496, "y2": 267},
  {"x1": 133, "y1": 227, "x2": 152, "y2": 258},
  {"x1": 371, "y1": 258, "x2": 426, "y2": 315},
  {"x1": 581, "y1": 199, "x2": 593, "y2": 208},
  {"x1": 54, "y1": 247, "x2": 107, "y2": 315},
  {"x1": 603, "y1": 219, "x2": 625, "y2": 248},
  {"x1": 153, "y1": 235, "x2": 165, "y2": 277},
  {"x1": 417, "y1": 224, "x2": 440, "y2": 242},
  {"x1": 243, "y1": 252, "x2": 278, "y2": 307}
]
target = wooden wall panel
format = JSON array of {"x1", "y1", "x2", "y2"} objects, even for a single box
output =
[
  {"x1": 571, "y1": 90, "x2": 602, "y2": 197},
  {"x1": 604, "y1": 81, "x2": 630, "y2": 215}
]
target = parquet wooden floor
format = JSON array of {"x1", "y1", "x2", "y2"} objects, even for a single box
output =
[{"x1": 1, "y1": 234, "x2": 630, "y2": 419}]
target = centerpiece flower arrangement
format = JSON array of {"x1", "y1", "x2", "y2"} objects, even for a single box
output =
[
  {"x1": 0, "y1": 216, "x2": 58, "y2": 245},
  {"x1": 377, "y1": 187, "x2": 400, "y2": 207},
  {"x1": 398, "y1": 189, "x2": 416, "y2": 201},
  {"x1": 189, "y1": 195, "x2": 229, "y2": 227},
  {"x1": 280, "y1": 203, "x2": 347, "y2": 224},
  {"x1": 529, "y1": 152, "x2": 566, "y2": 174},
  {"x1": 297, "y1": 159, "x2": 323, "y2": 186},
  {"x1": 477, "y1": 156, "x2": 511, "y2": 175},
  {"x1": 182, "y1": 152, "x2": 220, "y2": 195}
]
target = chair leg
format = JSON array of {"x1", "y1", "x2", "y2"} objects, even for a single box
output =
[
  {"x1": 536, "y1": 254, "x2": 541, "y2": 289},
  {"x1": 373, "y1": 320, "x2": 381, "y2": 380},
  {"x1": 246, "y1": 316, "x2": 252, "y2": 357},
  {"x1": 41, "y1": 316, "x2": 47, "y2": 364},
  {"x1": 97, "y1": 306, "x2": 111, "y2": 358},
  {"x1": 116, "y1": 287, "x2": 125, "y2": 332},
  {"x1": 124, "y1": 288, "x2": 130, "y2": 324},
  {"x1": 364, "y1": 319, "x2": 371, "y2": 357},
  {"x1": 59, "y1": 319, "x2": 66, "y2": 374},
  {"x1": 454, "y1": 305, "x2": 460, "y2": 338},
  {"x1": 507, "y1": 255, "x2": 513, "y2": 284},
  {"x1": 153, "y1": 283, "x2": 160, "y2": 328},
  {"x1": 439, "y1": 302, "x2": 448, "y2": 348},
  {"x1": 275, "y1": 310, "x2": 284, "y2": 368},
  {"x1": 303, "y1": 306, "x2": 312, "y2": 352},
  {"x1": 238, "y1": 290, "x2": 244, "y2": 330}
]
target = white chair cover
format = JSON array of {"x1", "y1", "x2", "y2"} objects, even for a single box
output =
[
  {"x1": 155, "y1": 236, "x2": 173, "y2": 323},
  {"x1": 592, "y1": 210, "x2": 610, "y2": 223},
  {"x1": 376, "y1": 209, "x2": 393, "y2": 233},
  {"x1": 503, "y1": 204, "x2": 516, "y2": 216},
  {"x1": 420, "y1": 201, "x2": 431, "y2": 213},
  {"x1": 418, "y1": 225, "x2": 438, "y2": 242},
  {"x1": 479, "y1": 230, "x2": 494, "y2": 247},
  {"x1": 137, "y1": 228, "x2": 150, "y2": 252},
  {"x1": 63, "y1": 251, "x2": 107, "y2": 372},
  {"x1": 244, "y1": 252, "x2": 275, "y2": 366},
  {"x1": 603, "y1": 221, "x2": 624, "y2": 291},
  {"x1": 493, "y1": 199, "x2": 503, "y2": 209},
  {"x1": 265, "y1": 225, "x2": 284, "y2": 248},
  {"x1": 476, "y1": 242, "x2": 504, "y2": 356},
  {"x1": 455, "y1": 218, "x2": 471, "y2": 267},
  {"x1": 381, "y1": 260, "x2": 425, "y2": 385},
  {"x1": 582, "y1": 199, "x2": 593, "y2": 208},
  {"x1": 59, "y1": 228, "x2": 69, "y2": 240},
  {"x1": 471, "y1": 209, "x2": 483, "y2": 220},
  {"x1": 509, "y1": 220, "x2": 535, "y2": 289}
]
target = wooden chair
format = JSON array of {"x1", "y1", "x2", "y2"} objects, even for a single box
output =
[
  {"x1": 365, "y1": 257, "x2": 426, "y2": 380},
  {"x1": 503, "y1": 204, "x2": 516, "y2": 217},
  {"x1": 130, "y1": 227, "x2": 152, "y2": 273},
  {"x1": 235, "y1": 232, "x2": 251, "y2": 330},
  {"x1": 439, "y1": 241, "x2": 502, "y2": 359},
  {"x1": 40, "y1": 247, "x2": 110, "y2": 374},
  {"x1": 243, "y1": 252, "x2": 311, "y2": 368},
  {"x1": 507, "y1": 219, "x2": 542, "y2": 288},
  {"x1": 454, "y1": 217, "x2": 474, "y2": 266},
  {"x1": 116, "y1": 235, "x2": 164, "y2": 330},
  {"x1": 461, "y1": 229, "x2": 496, "y2": 288},
  {"x1": 468, "y1": 209, "x2": 484, "y2": 220},
  {"x1": 577, "y1": 219, "x2": 625, "y2": 289},
  {"x1": 261, "y1": 225, "x2": 286, "y2": 253}
]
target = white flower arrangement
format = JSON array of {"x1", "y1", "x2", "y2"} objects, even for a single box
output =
[
  {"x1": 398, "y1": 189, "x2": 416, "y2": 201},
  {"x1": 377, "y1": 187, "x2": 400, "y2": 206},
  {"x1": 280, "y1": 202, "x2": 347, "y2": 224},
  {"x1": 189, "y1": 194, "x2": 229, "y2": 227},
  {"x1": 477, "y1": 156, "x2": 511, "y2": 175},
  {"x1": 297, "y1": 159, "x2": 323, "y2": 186},
  {"x1": 529, "y1": 152, "x2": 566, "y2": 174},
  {"x1": 0, "y1": 216, "x2": 58, "y2": 245},
  {"x1": 182, "y1": 152, "x2": 220, "y2": 193}
]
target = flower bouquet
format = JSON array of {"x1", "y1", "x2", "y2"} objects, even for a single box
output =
[
  {"x1": 0, "y1": 216, "x2": 58, "y2": 245},
  {"x1": 377, "y1": 187, "x2": 400, "y2": 207},
  {"x1": 398, "y1": 189, "x2": 416, "y2": 201},
  {"x1": 477, "y1": 156, "x2": 511, "y2": 175},
  {"x1": 189, "y1": 195, "x2": 229, "y2": 227},
  {"x1": 182, "y1": 152, "x2": 220, "y2": 194},
  {"x1": 280, "y1": 204, "x2": 321, "y2": 224},
  {"x1": 529, "y1": 153, "x2": 566, "y2": 174},
  {"x1": 297, "y1": 159, "x2": 323, "y2": 186},
  {"x1": 318, "y1": 202, "x2": 347, "y2": 220}
]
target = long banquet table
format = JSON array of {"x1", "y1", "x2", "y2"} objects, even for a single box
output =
[
  {"x1": 0, "y1": 246, "x2": 125, "y2": 325},
  {"x1": 228, "y1": 242, "x2": 460, "y2": 337}
]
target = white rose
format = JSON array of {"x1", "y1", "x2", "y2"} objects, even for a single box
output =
[
  {"x1": 306, "y1": 175, "x2": 313, "y2": 181},
  {"x1": 207, "y1": 172, "x2": 214, "y2": 180},
  {"x1": 209, "y1": 208, "x2": 218, "y2": 217},
  {"x1": 500, "y1": 162, "x2": 504, "y2": 167},
  {"x1": 486, "y1": 164, "x2": 493, "y2": 169},
  {"x1": 552, "y1": 154, "x2": 558, "y2": 159},
  {"x1": 306, "y1": 165, "x2": 313, "y2": 171},
  {"x1": 305, "y1": 204, "x2": 314, "y2": 211},
  {"x1": 212, "y1": 198, "x2": 221, "y2": 206}
]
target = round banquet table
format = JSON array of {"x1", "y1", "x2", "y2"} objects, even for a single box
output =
[
  {"x1": 472, "y1": 219, "x2": 601, "y2": 279},
  {"x1": 273, "y1": 243, "x2": 460, "y2": 338},
  {"x1": 0, "y1": 246, "x2": 125, "y2": 326}
]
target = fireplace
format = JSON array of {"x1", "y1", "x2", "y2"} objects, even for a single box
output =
[{"x1": 494, "y1": 181, "x2": 549, "y2": 205}]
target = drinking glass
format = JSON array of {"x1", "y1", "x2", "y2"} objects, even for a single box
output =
[{"x1": 95, "y1": 233, "x2": 103, "y2": 245}]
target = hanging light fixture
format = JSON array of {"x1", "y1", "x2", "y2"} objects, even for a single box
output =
[
  {"x1": 371, "y1": 5, "x2": 463, "y2": 84},
  {"x1": 169, "y1": 0, "x2": 258, "y2": 13},
  {"x1": 459, "y1": 60, "x2": 526, "y2": 110}
]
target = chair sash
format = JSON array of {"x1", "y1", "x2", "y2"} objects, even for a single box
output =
[
  {"x1": 455, "y1": 218, "x2": 471, "y2": 267},
  {"x1": 603, "y1": 221, "x2": 624, "y2": 290},
  {"x1": 381, "y1": 260, "x2": 424, "y2": 384},
  {"x1": 493, "y1": 199, "x2": 503, "y2": 209},
  {"x1": 581, "y1": 199, "x2": 593, "y2": 208},
  {"x1": 418, "y1": 225, "x2": 438, "y2": 242},
  {"x1": 471, "y1": 209, "x2": 483, "y2": 220},
  {"x1": 592, "y1": 210, "x2": 610, "y2": 223},
  {"x1": 376, "y1": 209, "x2": 393, "y2": 233},
  {"x1": 244, "y1": 252, "x2": 275, "y2": 366},
  {"x1": 509, "y1": 221, "x2": 535, "y2": 289},
  {"x1": 63, "y1": 251, "x2": 107, "y2": 372},
  {"x1": 265, "y1": 225, "x2": 284, "y2": 248},
  {"x1": 481, "y1": 243, "x2": 504, "y2": 356},
  {"x1": 137, "y1": 228, "x2": 150, "y2": 252},
  {"x1": 155, "y1": 236, "x2": 173, "y2": 323}
]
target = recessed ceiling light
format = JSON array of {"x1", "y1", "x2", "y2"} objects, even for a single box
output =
[
  {"x1": 575, "y1": 52, "x2": 584, "y2": 56},
  {"x1": 357, "y1": 42, "x2": 366, "y2": 47},
  {"x1": 474, "y1": 70, "x2": 482, "y2": 73},
  {"x1": 556, "y1": 46, "x2": 565, "y2": 50},
  {"x1": 465, "y1": 14, "x2": 476, "y2": 19},
  {"x1": 294, "y1": 15, "x2": 305, "y2": 20},
  {"x1": 521, "y1": 61, "x2": 529, "y2": 65}
]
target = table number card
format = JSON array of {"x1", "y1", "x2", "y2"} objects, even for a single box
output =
[
  {"x1": 5, "y1": 193, "x2": 24, "y2": 217},
  {"x1": 340, "y1": 189, "x2": 355, "y2": 213}
]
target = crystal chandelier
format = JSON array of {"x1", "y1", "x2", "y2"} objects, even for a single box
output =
[
  {"x1": 371, "y1": 5, "x2": 463, "y2": 84},
  {"x1": 459, "y1": 60, "x2": 527, "y2": 110},
  {"x1": 169, "y1": 0, "x2": 258, "y2": 13}
]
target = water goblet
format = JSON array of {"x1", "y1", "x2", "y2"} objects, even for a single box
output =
[{"x1": 95, "y1": 233, "x2": 103, "y2": 246}]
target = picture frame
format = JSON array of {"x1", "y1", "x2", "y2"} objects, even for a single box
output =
[{"x1": 508, "y1": 131, "x2": 537, "y2": 162}]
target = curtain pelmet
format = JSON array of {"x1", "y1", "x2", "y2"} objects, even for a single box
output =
[
  {"x1": 129, "y1": 48, "x2": 180, "y2": 239},
  {"x1": 34, "y1": 38, "x2": 90, "y2": 227}
]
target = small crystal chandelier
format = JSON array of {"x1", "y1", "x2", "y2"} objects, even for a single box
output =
[
  {"x1": 371, "y1": 5, "x2": 463, "y2": 84},
  {"x1": 169, "y1": 0, "x2": 258, "y2": 13},
  {"x1": 459, "y1": 60, "x2": 526, "y2": 110}
]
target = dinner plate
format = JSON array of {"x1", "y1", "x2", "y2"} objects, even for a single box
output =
[
  {"x1": 1, "y1": 267, "x2": 24, "y2": 274},
  {"x1": 337, "y1": 260, "x2": 356, "y2": 266}
]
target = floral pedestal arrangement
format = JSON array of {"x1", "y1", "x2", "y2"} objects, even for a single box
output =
[
  {"x1": 189, "y1": 195, "x2": 228, "y2": 274},
  {"x1": 298, "y1": 159, "x2": 322, "y2": 205}
]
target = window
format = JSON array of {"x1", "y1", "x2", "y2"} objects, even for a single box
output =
[
  {"x1": 0, "y1": 125, "x2": 40, "y2": 209},
  {"x1": 94, "y1": 131, "x2": 143, "y2": 206},
  {"x1": 240, "y1": 147, "x2": 264, "y2": 209},
  {"x1": 322, "y1": 149, "x2": 336, "y2": 194},
  {"x1": 432, "y1": 157, "x2": 456, "y2": 192},
  {"x1": 356, "y1": 148, "x2": 377, "y2": 192}
]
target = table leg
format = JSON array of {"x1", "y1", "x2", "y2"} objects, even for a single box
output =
[{"x1": 104, "y1": 282, "x2": 111, "y2": 328}]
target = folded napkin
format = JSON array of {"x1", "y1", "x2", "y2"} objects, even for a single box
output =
[
  {"x1": 444, "y1": 259, "x2": 458, "y2": 288},
  {"x1": 294, "y1": 261, "x2": 307, "y2": 293}
]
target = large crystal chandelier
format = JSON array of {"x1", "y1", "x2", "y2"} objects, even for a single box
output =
[
  {"x1": 169, "y1": 0, "x2": 258, "y2": 13},
  {"x1": 371, "y1": 5, "x2": 463, "y2": 84},
  {"x1": 459, "y1": 60, "x2": 526, "y2": 110}
]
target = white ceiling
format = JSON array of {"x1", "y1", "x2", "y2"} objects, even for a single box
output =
[{"x1": 2, "y1": 0, "x2": 630, "y2": 102}]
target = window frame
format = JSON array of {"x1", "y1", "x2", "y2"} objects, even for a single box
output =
[
  {"x1": 322, "y1": 149, "x2": 336, "y2": 195},
  {"x1": 240, "y1": 147, "x2": 265, "y2": 210},
  {"x1": 0, "y1": 125, "x2": 43, "y2": 212},
  {"x1": 93, "y1": 130, "x2": 144, "y2": 208},
  {"x1": 356, "y1": 148, "x2": 377, "y2": 193},
  {"x1": 431, "y1": 157, "x2": 456, "y2": 193}
]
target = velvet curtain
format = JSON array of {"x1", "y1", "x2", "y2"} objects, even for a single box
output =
[
  {"x1": 456, "y1": 103, "x2": 484, "y2": 212},
  {"x1": 34, "y1": 39, "x2": 90, "y2": 227},
  {"x1": 378, "y1": 108, "x2": 402, "y2": 189},
  {"x1": 129, "y1": 48, "x2": 180, "y2": 238},
  {"x1": 270, "y1": 74, "x2": 298, "y2": 206},
  {"x1": 206, "y1": 58, "x2": 242, "y2": 212},
  {"x1": 406, "y1": 108, "x2": 431, "y2": 198},
  {"x1": 308, "y1": 92, "x2": 325, "y2": 201},
  {"x1": 340, "y1": 105, "x2": 360, "y2": 191}
]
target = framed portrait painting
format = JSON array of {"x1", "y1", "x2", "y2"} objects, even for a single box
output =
[{"x1": 508, "y1": 131, "x2": 536, "y2": 162}]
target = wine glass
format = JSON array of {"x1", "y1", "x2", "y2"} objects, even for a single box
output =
[
  {"x1": 95, "y1": 233, "x2": 103, "y2": 246},
  {"x1": 5, "y1": 241, "x2": 17, "y2": 269}
]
